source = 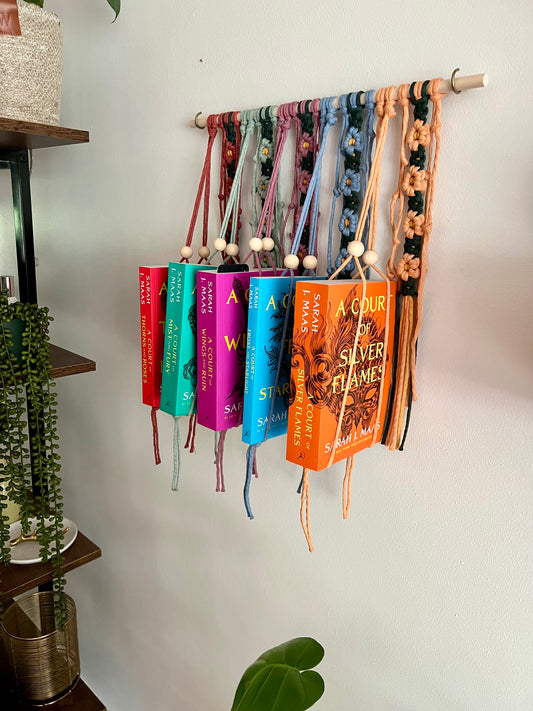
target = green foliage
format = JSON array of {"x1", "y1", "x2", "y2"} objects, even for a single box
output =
[
  {"x1": 231, "y1": 637, "x2": 325, "y2": 711},
  {"x1": 0, "y1": 292, "x2": 66, "y2": 627},
  {"x1": 22, "y1": 0, "x2": 120, "y2": 20}
]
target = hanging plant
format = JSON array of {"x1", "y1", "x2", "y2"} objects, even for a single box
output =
[
  {"x1": 0, "y1": 292, "x2": 67, "y2": 627},
  {"x1": 22, "y1": 0, "x2": 121, "y2": 21}
]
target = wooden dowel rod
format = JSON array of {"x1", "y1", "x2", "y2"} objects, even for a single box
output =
[{"x1": 188, "y1": 72, "x2": 488, "y2": 128}]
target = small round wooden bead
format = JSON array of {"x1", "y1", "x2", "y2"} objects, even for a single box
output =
[
  {"x1": 262, "y1": 237, "x2": 275, "y2": 252},
  {"x1": 213, "y1": 237, "x2": 227, "y2": 252},
  {"x1": 302, "y1": 255, "x2": 318, "y2": 271},
  {"x1": 180, "y1": 245, "x2": 193, "y2": 260},
  {"x1": 284, "y1": 254, "x2": 300, "y2": 270},
  {"x1": 347, "y1": 240, "x2": 365, "y2": 258},
  {"x1": 249, "y1": 237, "x2": 263, "y2": 252},
  {"x1": 198, "y1": 246, "x2": 210, "y2": 259},
  {"x1": 362, "y1": 249, "x2": 379, "y2": 266},
  {"x1": 225, "y1": 243, "x2": 240, "y2": 257}
]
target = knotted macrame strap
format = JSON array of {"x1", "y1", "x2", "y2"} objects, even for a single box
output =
[
  {"x1": 326, "y1": 87, "x2": 396, "y2": 517},
  {"x1": 182, "y1": 114, "x2": 219, "y2": 262},
  {"x1": 383, "y1": 79, "x2": 445, "y2": 450}
]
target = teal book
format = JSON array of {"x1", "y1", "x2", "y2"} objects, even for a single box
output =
[
  {"x1": 160, "y1": 262, "x2": 215, "y2": 417},
  {"x1": 241, "y1": 275, "x2": 297, "y2": 445}
]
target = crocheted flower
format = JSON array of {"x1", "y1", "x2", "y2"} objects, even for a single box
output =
[
  {"x1": 403, "y1": 210, "x2": 425, "y2": 238},
  {"x1": 296, "y1": 244, "x2": 308, "y2": 262},
  {"x1": 396, "y1": 254, "x2": 421, "y2": 281},
  {"x1": 259, "y1": 138, "x2": 273, "y2": 163},
  {"x1": 257, "y1": 176, "x2": 269, "y2": 198},
  {"x1": 225, "y1": 143, "x2": 236, "y2": 163},
  {"x1": 343, "y1": 127, "x2": 363, "y2": 156},
  {"x1": 340, "y1": 169, "x2": 361, "y2": 196},
  {"x1": 339, "y1": 208, "x2": 358, "y2": 237},
  {"x1": 299, "y1": 133, "x2": 314, "y2": 157},
  {"x1": 407, "y1": 120, "x2": 430, "y2": 151},
  {"x1": 402, "y1": 166, "x2": 427, "y2": 196},
  {"x1": 298, "y1": 170, "x2": 312, "y2": 194}
]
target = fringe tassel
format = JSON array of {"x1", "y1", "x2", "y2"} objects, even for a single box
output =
[
  {"x1": 184, "y1": 413, "x2": 198, "y2": 454},
  {"x1": 384, "y1": 295, "x2": 414, "y2": 449},
  {"x1": 216, "y1": 430, "x2": 227, "y2": 492},
  {"x1": 151, "y1": 406, "x2": 161, "y2": 465},
  {"x1": 244, "y1": 445, "x2": 257, "y2": 519},
  {"x1": 300, "y1": 468, "x2": 313, "y2": 552},
  {"x1": 171, "y1": 417, "x2": 181, "y2": 491},
  {"x1": 342, "y1": 456, "x2": 354, "y2": 519}
]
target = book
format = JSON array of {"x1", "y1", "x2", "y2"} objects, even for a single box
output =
[
  {"x1": 160, "y1": 262, "x2": 215, "y2": 417},
  {"x1": 242, "y1": 275, "x2": 298, "y2": 445},
  {"x1": 139, "y1": 266, "x2": 168, "y2": 408},
  {"x1": 286, "y1": 278, "x2": 398, "y2": 471},
  {"x1": 196, "y1": 267, "x2": 273, "y2": 432}
]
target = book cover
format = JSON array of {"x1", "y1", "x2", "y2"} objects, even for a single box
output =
[
  {"x1": 139, "y1": 265, "x2": 168, "y2": 408},
  {"x1": 286, "y1": 278, "x2": 398, "y2": 471},
  {"x1": 197, "y1": 268, "x2": 272, "y2": 432},
  {"x1": 160, "y1": 262, "x2": 215, "y2": 417},
  {"x1": 242, "y1": 275, "x2": 297, "y2": 445}
]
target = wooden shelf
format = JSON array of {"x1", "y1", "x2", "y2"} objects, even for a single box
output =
[
  {"x1": 0, "y1": 117, "x2": 89, "y2": 151},
  {"x1": 0, "y1": 531, "x2": 101, "y2": 603},
  {"x1": 49, "y1": 344, "x2": 96, "y2": 378}
]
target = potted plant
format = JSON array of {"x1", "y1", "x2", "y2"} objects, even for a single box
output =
[
  {"x1": 0, "y1": 291, "x2": 67, "y2": 625},
  {"x1": 231, "y1": 637, "x2": 325, "y2": 711},
  {"x1": 0, "y1": 0, "x2": 120, "y2": 126}
]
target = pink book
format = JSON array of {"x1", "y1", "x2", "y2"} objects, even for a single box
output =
[{"x1": 197, "y1": 267, "x2": 272, "y2": 431}]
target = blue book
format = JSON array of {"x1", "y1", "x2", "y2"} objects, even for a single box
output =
[
  {"x1": 160, "y1": 262, "x2": 215, "y2": 417},
  {"x1": 242, "y1": 275, "x2": 297, "y2": 445}
]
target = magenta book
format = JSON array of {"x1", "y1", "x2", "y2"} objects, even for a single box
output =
[{"x1": 197, "y1": 267, "x2": 272, "y2": 431}]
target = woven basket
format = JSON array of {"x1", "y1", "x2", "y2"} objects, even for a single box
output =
[{"x1": 0, "y1": 1, "x2": 62, "y2": 125}]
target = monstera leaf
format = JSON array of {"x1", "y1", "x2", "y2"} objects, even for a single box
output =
[{"x1": 231, "y1": 637, "x2": 325, "y2": 711}]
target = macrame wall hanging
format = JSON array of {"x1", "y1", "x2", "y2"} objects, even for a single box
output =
[{"x1": 139, "y1": 70, "x2": 487, "y2": 550}]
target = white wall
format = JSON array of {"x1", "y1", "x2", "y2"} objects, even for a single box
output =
[{"x1": 14, "y1": 1, "x2": 533, "y2": 709}]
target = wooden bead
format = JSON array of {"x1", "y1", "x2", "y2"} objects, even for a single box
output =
[
  {"x1": 347, "y1": 240, "x2": 364, "y2": 258},
  {"x1": 262, "y1": 237, "x2": 275, "y2": 252},
  {"x1": 198, "y1": 246, "x2": 210, "y2": 259},
  {"x1": 249, "y1": 237, "x2": 263, "y2": 252},
  {"x1": 302, "y1": 255, "x2": 318, "y2": 271},
  {"x1": 180, "y1": 245, "x2": 193, "y2": 260},
  {"x1": 284, "y1": 254, "x2": 300, "y2": 270},
  {"x1": 362, "y1": 249, "x2": 379, "y2": 266},
  {"x1": 213, "y1": 237, "x2": 227, "y2": 252},
  {"x1": 225, "y1": 243, "x2": 240, "y2": 257}
]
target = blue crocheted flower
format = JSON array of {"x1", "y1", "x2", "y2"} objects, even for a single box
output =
[
  {"x1": 343, "y1": 127, "x2": 363, "y2": 156},
  {"x1": 340, "y1": 169, "x2": 361, "y2": 196},
  {"x1": 339, "y1": 208, "x2": 358, "y2": 236},
  {"x1": 259, "y1": 138, "x2": 273, "y2": 163}
]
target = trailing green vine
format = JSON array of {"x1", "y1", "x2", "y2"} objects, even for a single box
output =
[{"x1": 0, "y1": 291, "x2": 67, "y2": 628}]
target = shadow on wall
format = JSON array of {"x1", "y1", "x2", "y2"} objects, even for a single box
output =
[{"x1": 426, "y1": 251, "x2": 533, "y2": 401}]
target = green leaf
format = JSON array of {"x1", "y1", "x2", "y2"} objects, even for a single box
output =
[
  {"x1": 107, "y1": 0, "x2": 120, "y2": 21},
  {"x1": 231, "y1": 638, "x2": 325, "y2": 711},
  {"x1": 23, "y1": 0, "x2": 44, "y2": 7}
]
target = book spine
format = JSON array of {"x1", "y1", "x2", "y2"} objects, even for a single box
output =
[
  {"x1": 196, "y1": 271, "x2": 217, "y2": 429},
  {"x1": 175, "y1": 265, "x2": 202, "y2": 416},
  {"x1": 286, "y1": 283, "x2": 323, "y2": 469},
  {"x1": 242, "y1": 280, "x2": 258, "y2": 445},
  {"x1": 149, "y1": 268, "x2": 168, "y2": 410},
  {"x1": 160, "y1": 264, "x2": 183, "y2": 416},
  {"x1": 139, "y1": 267, "x2": 153, "y2": 406}
]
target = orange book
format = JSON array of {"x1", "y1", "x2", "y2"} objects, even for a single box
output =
[{"x1": 286, "y1": 279, "x2": 398, "y2": 472}]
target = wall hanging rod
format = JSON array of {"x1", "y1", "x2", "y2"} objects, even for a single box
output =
[{"x1": 189, "y1": 69, "x2": 488, "y2": 129}]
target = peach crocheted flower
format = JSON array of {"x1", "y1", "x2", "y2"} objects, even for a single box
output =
[
  {"x1": 406, "y1": 120, "x2": 430, "y2": 151},
  {"x1": 402, "y1": 166, "x2": 427, "y2": 196},
  {"x1": 396, "y1": 254, "x2": 421, "y2": 281},
  {"x1": 403, "y1": 210, "x2": 425, "y2": 239}
]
